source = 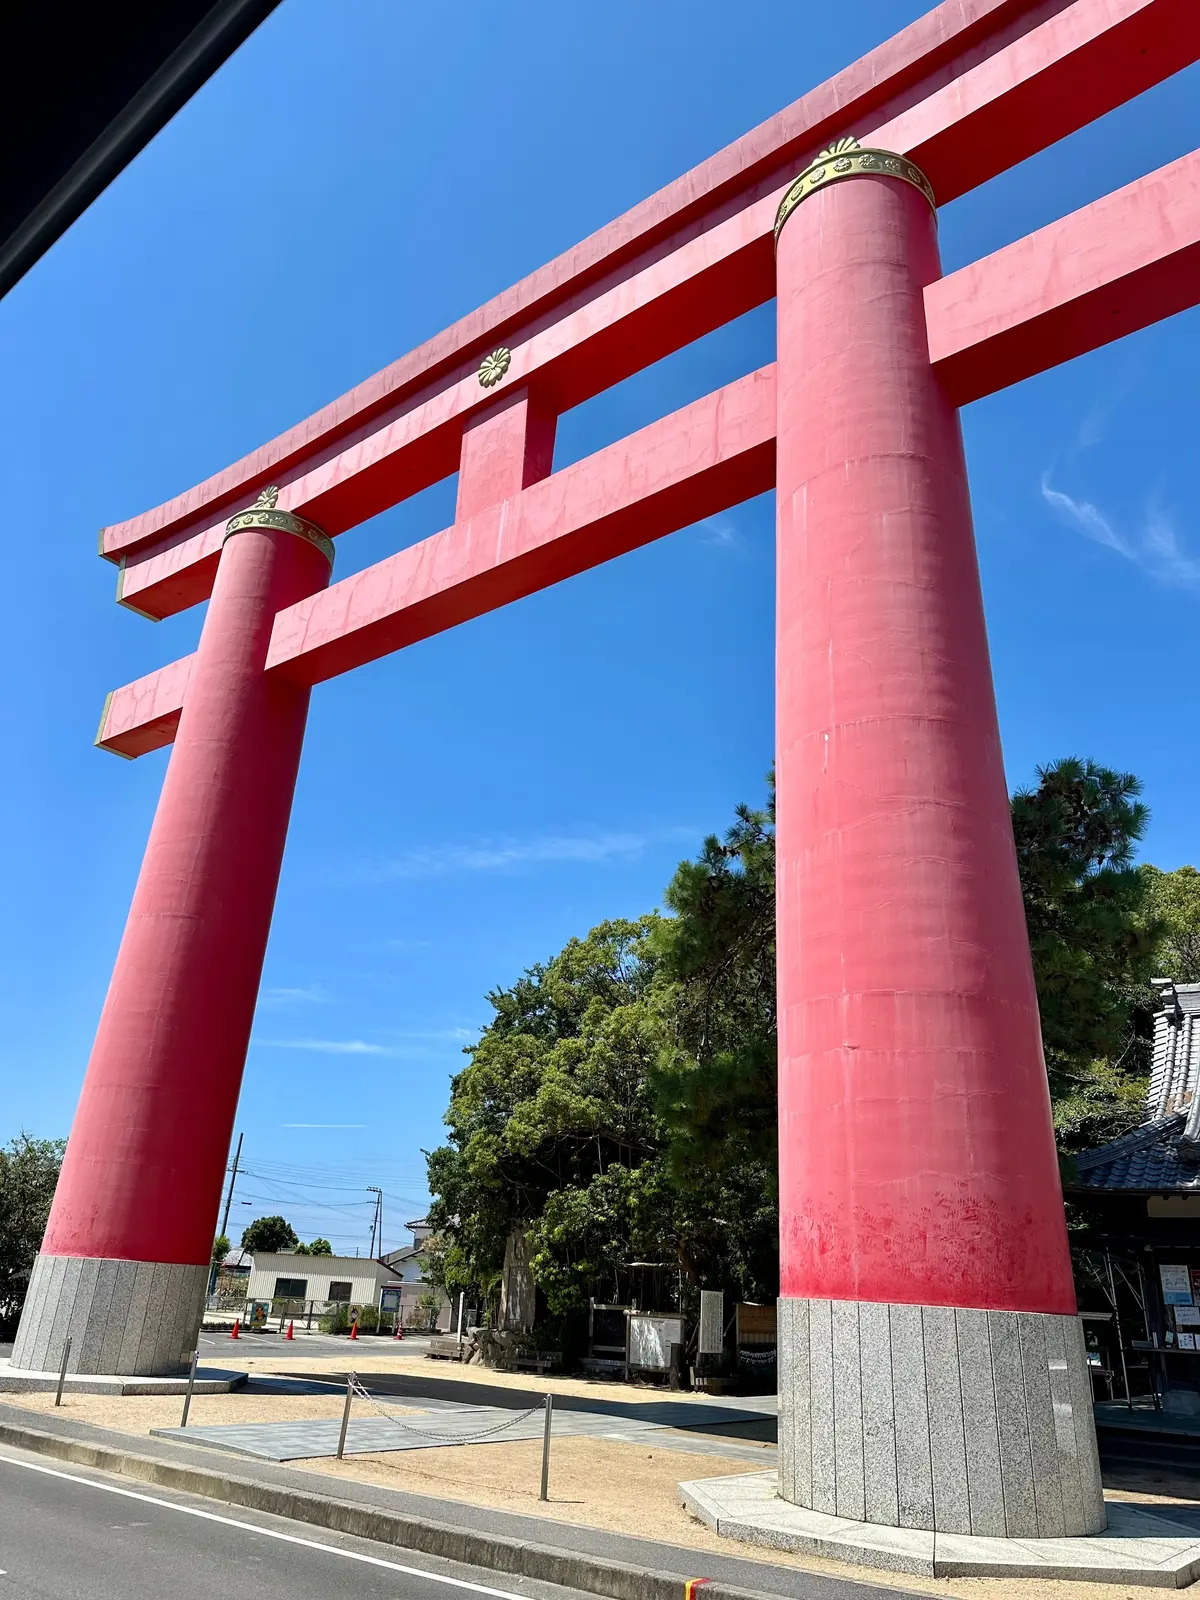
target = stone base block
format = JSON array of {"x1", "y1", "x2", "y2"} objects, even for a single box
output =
[
  {"x1": 778, "y1": 1296, "x2": 1105, "y2": 1538},
  {"x1": 680, "y1": 1471, "x2": 1200, "y2": 1586},
  {"x1": 0, "y1": 1357, "x2": 245, "y2": 1396},
  {"x1": 10, "y1": 1254, "x2": 209, "y2": 1377}
]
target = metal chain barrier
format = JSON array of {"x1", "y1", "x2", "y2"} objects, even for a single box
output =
[{"x1": 348, "y1": 1377, "x2": 544, "y2": 1444}]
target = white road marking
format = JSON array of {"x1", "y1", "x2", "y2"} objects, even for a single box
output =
[{"x1": 0, "y1": 1454, "x2": 538, "y2": 1599}]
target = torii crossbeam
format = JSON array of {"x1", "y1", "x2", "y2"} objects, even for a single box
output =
[{"x1": 15, "y1": 0, "x2": 1200, "y2": 1542}]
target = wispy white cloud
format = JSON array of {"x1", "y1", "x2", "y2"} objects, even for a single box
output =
[
  {"x1": 281, "y1": 1122, "x2": 368, "y2": 1128},
  {"x1": 1040, "y1": 476, "x2": 1200, "y2": 589},
  {"x1": 350, "y1": 830, "x2": 656, "y2": 883},
  {"x1": 698, "y1": 516, "x2": 741, "y2": 550},
  {"x1": 259, "y1": 984, "x2": 330, "y2": 1007},
  {"x1": 256, "y1": 1038, "x2": 397, "y2": 1056},
  {"x1": 396, "y1": 1027, "x2": 478, "y2": 1043}
]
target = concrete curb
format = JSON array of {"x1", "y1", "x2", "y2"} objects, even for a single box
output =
[{"x1": 0, "y1": 1418, "x2": 770, "y2": 1600}]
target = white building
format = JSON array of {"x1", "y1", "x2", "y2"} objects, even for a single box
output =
[
  {"x1": 379, "y1": 1218, "x2": 452, "y2": 1329},
  {"x1": 246, "y1": 1253, "x2": 395, "y2": 1308},
  {"x1": 380, "y1": 1216, "x2": 435, "y2": 1284}
]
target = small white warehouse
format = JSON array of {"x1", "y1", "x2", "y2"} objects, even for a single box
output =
[{"x1": 246, "y1": 1253, "x2": 395, "y2": 1307}]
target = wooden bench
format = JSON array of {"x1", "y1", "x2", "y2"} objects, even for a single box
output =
[
  {"x1": 424, "y1": 1336, "x2": 467, "y2": 1361},
  {"x1": 507, "y1": 1351, "x2": 562, "y2": 1374}
]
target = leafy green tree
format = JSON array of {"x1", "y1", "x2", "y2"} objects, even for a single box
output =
[
  {"x1": 1011, "y1": 758, "x2": 1160, "y2": 1149},
  {"x1": 0, "y1": 1133, "x2": 65, "y2": 1333},
  {"x1": 295, "y1": 1236, "x2": 333, "y2": 1256},
  {"x1": 428, "y1": 759, "x2": 1172, "y2": 1329},
  {"x1": 240, "y1": 1215, "x2": 298, "y2": 1253},
  {"x1": 1011, "y1": 757, "x2": 1157, "y2": 1074},
  {"x1": 1141, "y1": 864, "x2": 1200, "y2": 982},
  {"x1": 426, "y1": 919, "x2": 672, "y2": 1315},
  {"x1": 211, "y1": 1233, "x2": 230, "y2": 1269},
  {"x1": 648, "y1": 783, "x2": 778, "y2": 1298},
  {"x1": 414, "y1": 1289, "x2": 445, "y2": 1330}
]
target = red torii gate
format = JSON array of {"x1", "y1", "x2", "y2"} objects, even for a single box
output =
[{"x1": 15, "y1": 0, "x2": 1200, "y2": 1541}]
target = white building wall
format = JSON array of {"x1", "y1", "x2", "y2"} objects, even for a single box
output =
[{"x1": 246, "y1": 1254, "x2": 393, "y2": 1305}]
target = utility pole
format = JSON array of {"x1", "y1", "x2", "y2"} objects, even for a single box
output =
[
  {"x1": 367, "y1": 1186, "x2": 382, "y2": 1258},
  {"x1": 220, "y1": 1131, "x2": 244, "y2": 1240},
  {"x1": 209, "y1": 1131, "x2": 243, "y2": 1294}
]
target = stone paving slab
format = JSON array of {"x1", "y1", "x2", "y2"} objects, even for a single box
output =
[
  {"x1": 152, "y1": 1397, "x2": 777, "y2": 1464},
  {"x1": 0, "y1": 1357, "x2": 245, "y2": 1397},
  {"x1": 680, "y1": 1469, "x2": 1200, "y2": 1586}
]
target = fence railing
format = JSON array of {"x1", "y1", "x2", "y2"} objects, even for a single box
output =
[{"x1": 202, "y1": 1295, "x2": 448, "y2": 1334}]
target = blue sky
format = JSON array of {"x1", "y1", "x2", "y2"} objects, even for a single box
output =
[{"x1": 2, "y1": 2, "x2": 1197, "y2": 1256}]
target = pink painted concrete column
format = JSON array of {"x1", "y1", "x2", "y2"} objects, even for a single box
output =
[
  {"x1": 11, "y1": 497, "x2": 332, "y2": 1377},
  {"x1": 773, "y1": 143, "x2": 1103, "y2": 1536},
  {"x1": 455, "y1": 385, "x2": 556, "y2": 524}
]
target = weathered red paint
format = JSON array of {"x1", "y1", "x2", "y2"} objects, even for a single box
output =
[
  {"x1": 455, "y1": 386, "x2": 556, "y2": 524},
  {"x1": 98, "y1": 372, "x2": 773, "y2": 753},
  {"x1": 774, "y1": 171, "x2": 1074, "y2": 1315},
  {"x1": 102, "y1": 0, "x2": 1200, "y2": 624},
  {"x1": 99, "y1": 129, "x2": 1200, "y2": 757},
  {"x1": 929, "y1": 146, "x2": 1200, "y2": 404},
  {"x1": 266, "y1": 367, "x2": 775, "y2": 687},
  {"x1": 100, "y1": 0, "x2": 1066, "y2": 559},
  {"x1": 54, "y1": 0, "x2": 1200, "y2": 1339},
  {"x1": 97, "y1": 653, "x2": 194, "y2": 758},
  {"x1": 44, "y1": 524, "x2": 330, "y2": 1265}
]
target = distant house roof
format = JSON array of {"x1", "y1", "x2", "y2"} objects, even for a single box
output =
[
  {"x1": 1067, "y1": 981, "x2": 1200, "y2": 1194},
  {"x1": 221, "y1": 1247, "x2": 252, "y2": 1270},
  {"x1": 382, "y1": 1244, "x2": 421, "y2": 1264},
  {"x1": 247, "y1": 1251, "x2": 393, "y2": 1275}
]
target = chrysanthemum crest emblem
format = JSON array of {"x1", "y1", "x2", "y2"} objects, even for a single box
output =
[
  {"x1": 816, "y1": 135, "x2": 860, "y2": 162},
  {"x1": 251, "y1": 485, "x2": 281, "y2": 509},
  {"x1": 478, "y1": 347, "x2": 512, "y2": 388}
]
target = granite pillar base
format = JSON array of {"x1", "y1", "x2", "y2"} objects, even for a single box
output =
[
  {"x1": 778, "y1": 1296, "x2": 1105, "y2": 1538},
  {"x1": 10, "y1": 1253, "x2": 208, "y2": 1377}
]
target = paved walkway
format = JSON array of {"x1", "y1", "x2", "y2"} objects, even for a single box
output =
[{"x1": 151, "y1": 1385, "x2": 778, "y2": 1464}]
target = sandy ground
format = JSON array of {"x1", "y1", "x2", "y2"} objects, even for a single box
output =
[
  {"x1": 6, "y1": 1388, "x2": 421, "y2": 1432},
  {"x1": 6, "y1": 1381, "x2": 1198, "y2": 1600},
  {"x1": 219, "y1": 1348, "x2": 702, "y2": 1410},
  {"x1": 304, "y1": 1438, "x2": 1200, "y2": 1600}
]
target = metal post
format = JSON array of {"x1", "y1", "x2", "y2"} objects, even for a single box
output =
[
  {"x1": 539, "y1": 1393, "x2": 553, "y2": 1501},
  {"x1": 180, "y1": 1349, "x2": 199, "y2": 1427},
  {"x1": 457, "y1": 1290, "x2": 465, "y2": 1348},
  {"x1": 54, "y1": 1337, "x2": 72, "y2": 1406},
  {"x1": 337, "y1": 1371, "x2": 354, "y2": 1459},
  {"x1": 1135, "y1": 1257, "x2": 1161, "y2": 1410},
  {"x1": 1105, "y1": 1251, "x2": 1133, "y2": 1410}
]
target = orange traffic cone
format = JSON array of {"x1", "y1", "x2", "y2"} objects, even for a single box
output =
[
  {"x1": 285, "y1": 1320, "x2": 294, "y2": 1340},
  {"x1": 230, "y1": 1318, "x2": 240, "y2": 1339},
  {"x1": 394, "y1": 1321, "x2": 403, "y2": 1340},
  {"x1": 349, "y1": 1318, "x2": 358, "y2": 1340}
]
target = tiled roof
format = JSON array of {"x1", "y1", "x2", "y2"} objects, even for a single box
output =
[
  {"x1": 1148, "y1": 980, "x2": 1200, "y2": 1132},
  {"x1": 1067, "y1": 982, "x2": 1200, "y2": 1193},
  {"x1": 1071, "y1": 1113, "x2": 1200, "y2": 1192}
]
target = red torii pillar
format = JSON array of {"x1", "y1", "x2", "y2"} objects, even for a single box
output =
[
  {"x1": 11, "y1": 497, "x2": 331, "y2": 1375},
  {"x1": 773, "y1": 141, "x2": 1103, "y2": 1537}
]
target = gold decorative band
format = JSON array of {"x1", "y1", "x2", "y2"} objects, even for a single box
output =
[
  {"x1": 774, "y1": 137, "x2": 935, "y2": 243},
  {"x1": 224, "y1": 487, "x2": 334, "y2": 566}
]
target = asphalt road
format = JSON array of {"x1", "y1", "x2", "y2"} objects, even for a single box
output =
[
  {"x1": 197, "y1": 1327, "x2": 435, "y2": 1362},
  {"x1": 0, "y1": 1445, "x2": 576, "y2": 1600}
]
